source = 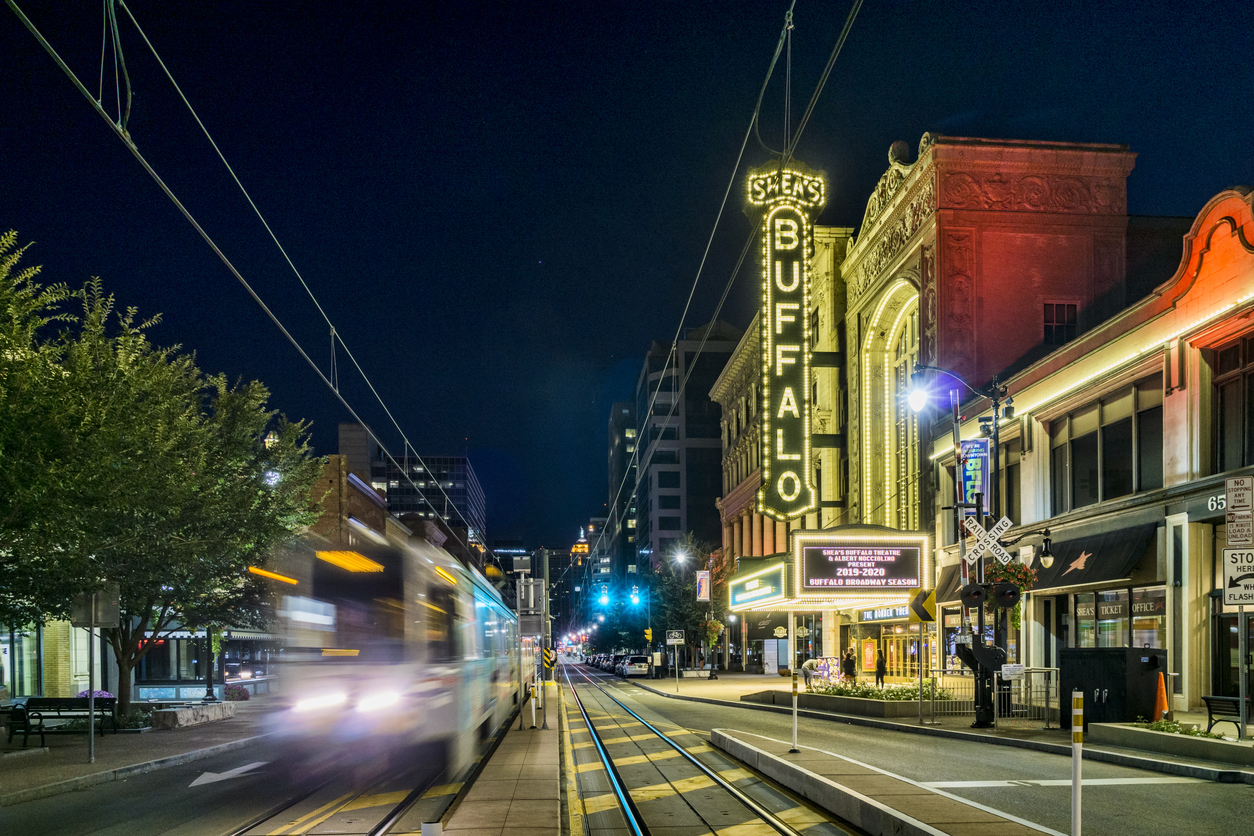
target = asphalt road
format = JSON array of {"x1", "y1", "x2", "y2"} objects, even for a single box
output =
[
  {"x1": 0, "y1": 737, "x2": 436, "y2": 836},
  {"x1": 581, "y1": 669, "x2": 1254, "y2": 836}
]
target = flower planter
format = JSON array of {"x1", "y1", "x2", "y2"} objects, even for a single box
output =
[
  {"x1": 1088, "y1": 723, "x2": 1254, "y2": 767},
  {"x1": 741, "y1": 689, "x2": 924, "y2": 718}
]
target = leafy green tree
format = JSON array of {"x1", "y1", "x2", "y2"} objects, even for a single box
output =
[
  {"x1": 0, "y1": 236, "x2": 323, "y2": 713},
  {"x1": 654, "y1": 532, "x2": 713, "y2": 667}
]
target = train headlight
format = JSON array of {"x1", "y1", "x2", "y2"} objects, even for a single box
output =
[
  {"x1": 294, "y1": 693, "x2": 347, "y2": 712},
  {"x1": 356, "y1": 692, "x2": 401, "y2": 713}
]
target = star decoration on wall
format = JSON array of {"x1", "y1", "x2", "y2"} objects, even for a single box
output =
[{"x1": 1062, "y1": 550, "x2": 1093, "y2": 576}]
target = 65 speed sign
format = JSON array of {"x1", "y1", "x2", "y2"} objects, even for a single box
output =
[{"x1": 1223, "y1": 548, "x2": 1254, "y2": 606}]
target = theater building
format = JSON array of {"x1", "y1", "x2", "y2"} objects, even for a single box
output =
[{"x1": 924, "y1": 187, "x2": 1254, "y2": 710}]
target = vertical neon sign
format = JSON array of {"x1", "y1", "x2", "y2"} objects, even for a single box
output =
[{"x1": 747, "y1": 162, "x2": 826, "y2": 520}]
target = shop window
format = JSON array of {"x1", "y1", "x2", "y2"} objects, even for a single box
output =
[
  {"x1": 1075, "y1": 593, "x2": 1096, "y2": 648},
  {"x1": 1096, "y1": 590, "x2": 1129, "y2": 647},
  {"x1": 1132, "y1": 587, "x2": 1166, "y2": 648},
  {"x1": 1214, "y1": 335, "x2": 1254, "y2": 472},
  {"x1": 1049, "y1": 375, "x2": 1164, "y2": 514}
]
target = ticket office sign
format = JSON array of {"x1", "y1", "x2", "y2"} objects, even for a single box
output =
[{"x1": 801, "y1": 545, "x2": 922, "y2": 590}]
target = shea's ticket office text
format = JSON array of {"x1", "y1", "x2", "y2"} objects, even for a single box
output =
[{"x1": 729, "y1": 528, "x2": 931, "y2": 678}]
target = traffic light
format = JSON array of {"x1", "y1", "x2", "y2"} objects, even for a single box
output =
[
  {"x1": 598, "y1": 584, "x2": 608, "y2": 606},
  {"x1": 630, "y1": 584, "x2": 640, "y2": 605},
  {"x1": 644, "y1": 628, "x2": 653, "y2": 642}
]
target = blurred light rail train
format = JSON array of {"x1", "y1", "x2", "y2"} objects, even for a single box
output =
[{"x1": 271, "y1": 534, "x2": 534, "y2": 775}]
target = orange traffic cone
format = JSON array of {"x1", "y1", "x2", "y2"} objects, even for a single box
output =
[{"x1": 1153, "y1": 671, "x2": 1170, "y2": 721}]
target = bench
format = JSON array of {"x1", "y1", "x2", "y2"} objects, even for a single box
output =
[
  {"x1": 1201, "y1": 695, "x2": 1252, "y2": 734},
  {"x1": 6, "y1": 697, "x2": 118, "y2": 748}
]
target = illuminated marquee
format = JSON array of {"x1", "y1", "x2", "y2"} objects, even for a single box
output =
[
  {"x1": 748, "y1": 161, "x2": 827, "y2": 520},
  {"x1": 728, "y1": 560, "x2": 788, "y2": 611},
  {"x1": 790, "y1": 528, "x2": 932, "y2": 606}
]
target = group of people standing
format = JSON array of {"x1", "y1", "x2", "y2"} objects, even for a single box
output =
[{"x1": 799, "y1": 647, "x2": 889, "y2": 690}]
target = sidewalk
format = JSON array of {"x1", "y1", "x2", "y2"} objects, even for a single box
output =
[
  {"x1": 441, "y1": 681, "x2": 560, "y2": 836},
  {"x1": 0, "y1": 696, "x2": 279, "y2": 806},
  {"x1": 629, "y1": 672, "x2": 1254, "y2": 782}
]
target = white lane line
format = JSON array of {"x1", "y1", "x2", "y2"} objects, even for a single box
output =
[{"x1": 926, "y1": 777, "x2": 1202, "y2": 788}]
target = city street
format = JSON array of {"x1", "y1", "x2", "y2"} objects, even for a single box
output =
[{"x1": 577, "y1": 668, "x2": 1254, "y2": 836}]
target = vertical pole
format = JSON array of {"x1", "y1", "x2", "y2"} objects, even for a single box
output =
[
  {"x1": 1240, "y1": 605, "x2": 1248, "y2": 740},
  {"x1": 918, "y1": 620, "x2": 924, "y2": 724},
  {"x1": 790, "y1": 669, "x2": 799, "y2": 753},
  {"x1": 675, "y1": 644, "x2": 680, "y2": 693},
  {"x1": 542, "y1": 551, "x2": 550, "y2": 731},
  {"x1": 88, "y1": 593, "x2": 96, "y2": 764},
  {"x1": 1072, "y1": 690, "x2": 1083, "y2": 836}
]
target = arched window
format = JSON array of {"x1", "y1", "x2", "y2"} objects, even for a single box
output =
[{"x1": 892, "y1": 308, "x2": 920, "y2": 530}]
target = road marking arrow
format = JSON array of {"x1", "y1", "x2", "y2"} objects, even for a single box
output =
[{"x1": 189, "y1": 761, "x2": 267, "y2": 787}]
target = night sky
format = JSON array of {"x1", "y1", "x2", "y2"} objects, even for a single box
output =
[{"x1": 4, "y1": 2, "x2": 1252, "y2": 549}]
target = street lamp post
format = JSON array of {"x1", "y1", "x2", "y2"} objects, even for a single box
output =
[{"x1": 910, "y1": 365, "x2": 1013, "y2": 728}]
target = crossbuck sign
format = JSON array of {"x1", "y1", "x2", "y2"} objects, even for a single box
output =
[{"x1": 962, "y1": 516, "x2": 1013, "y2": 565}]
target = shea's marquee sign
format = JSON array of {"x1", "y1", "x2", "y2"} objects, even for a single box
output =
[{"x1": 748, "y1": 162, "x2": 827, "y2": 520}]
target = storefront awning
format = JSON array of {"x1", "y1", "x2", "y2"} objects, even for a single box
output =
[
  {"x1": 1032, "y1": 523, "x2": 1158, "y2": 592},
  {"x1": 936, "y1": 564, "x2": 962, "y2": 604}
]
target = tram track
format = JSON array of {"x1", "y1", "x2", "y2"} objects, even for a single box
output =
[{"x1": 564, "y1": 663, "x2": 858, "y2": 836}]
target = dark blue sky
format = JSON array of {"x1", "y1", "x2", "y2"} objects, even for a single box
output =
[{"x1": 4, "y1": 1, "x2": 1251, "y2": 548}]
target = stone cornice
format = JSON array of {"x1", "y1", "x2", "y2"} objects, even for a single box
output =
[
  {"x1": 710, "y1": 311, "x2": 760, "y2": 404},
  {"x1": 722, "y1": 468, "x2": 762, "y2": 519}
]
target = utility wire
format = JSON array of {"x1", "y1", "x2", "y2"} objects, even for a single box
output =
[
  {"x1": 108, "y1": 0, "x2": 483, "y2": 552},
  {"x1": 7, "y1": 0, "x2": 486, "y2": 562}
]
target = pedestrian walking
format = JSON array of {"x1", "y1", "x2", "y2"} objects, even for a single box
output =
[
  {"x1": 841, "y1": 649, "x2": 856, "y2": 683},
  {"x1": 801, "y1": 656, "x2": 820, "y2": 690},
  {"x1": 875, "y1": 649, "x2": 887, "y2": 687}
]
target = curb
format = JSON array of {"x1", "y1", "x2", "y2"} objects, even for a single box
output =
[
  {"x1": 0, "y1": 732, "x2": 277, "y2": 807},
  {"x1": 631, "y1": 681, "x2": 1254, "y2": 785}
]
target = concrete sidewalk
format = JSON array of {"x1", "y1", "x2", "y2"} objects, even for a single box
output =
[
  {"x1": 0, "y1": 696, "x2": 278, "y2": 806},
  {"x1": 628, "y1": 672, "x2": 1254, "y2": 782},
  {"x1": 441, "y1": 680, "x2": 560, "y2": 836}
]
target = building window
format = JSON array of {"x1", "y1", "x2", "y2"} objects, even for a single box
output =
[
  {"x1": 1049, "y1": 375, "x2": 1163, "y2": 514},
  {"x1": 657, "y1": 470, "x2": 681, "y2": 489},
  {"x1": 625, "y1": 428, "x2": 636, "y2": 438},
  {"x1": 1215, "y1": 334, "x2": 1254, "y2": 473},
  {"x1": 658, "y1": 495, "x2": 681, "y2": 510},
  {"x1": 1044, "y1": 302, "x2": 1077, "y2": 346},
  {"x1": 810, "y1": 307, "x2": 820, "y2": 339},
  {"x1": 891, "y1": 308, "x2": 920, "y2": 529},
  {"x1": 658, "y1": 516, "x2": 681, "y2": 531}
]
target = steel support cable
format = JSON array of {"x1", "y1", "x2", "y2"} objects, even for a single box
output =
[
  {"x1": 783, "y1": 0, "x2": 863, "y2": 161},
  {"x1": 111, "y1": 1, "x2": 480, "y2": 547},
  {"x1": 567, "y1": 665, "x2": 805, "y2": 836},
  {"x1": 753, "y1": 3, "x2": 795, "y2": 157},
  {"x1": 7, "y1": 0, "x2": 483, "y2": 556},
  {"x1": 562, "y1": 665, "x2": 650, "y2": 836}
]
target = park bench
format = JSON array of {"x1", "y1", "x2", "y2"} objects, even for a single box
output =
[
  {"x1": 1201, "y1": 695, "x2": 1252, "y2": 734},
  {"x1": 6, "y1": 697, "x2": 118, "y2": 748}
]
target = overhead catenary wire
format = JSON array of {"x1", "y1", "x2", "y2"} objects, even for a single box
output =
[
  {"x1": 106, "y1": 0, "x2": 483, "y2": 551},
  {"x1": 7, "y1": 0, "x2": 485, "y2": 560},
  {"x1": 591, "y1": 1, "x2": 863, "y2": 568}
]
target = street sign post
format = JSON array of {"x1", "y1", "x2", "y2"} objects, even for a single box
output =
[
  {"x1": 1228, "y1": 476, "x2": 1253, "y2": 548},
  {"x1": 666, "y1": 630, "x2": 685, "y2": 692},
  {"x1": 1224, "y1": 546, "x2": 1254, "y2": 739}
]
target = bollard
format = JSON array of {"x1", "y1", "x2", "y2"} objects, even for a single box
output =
[
  {"x1": 1071, "y1": 690, "x2": 1083, "y2": 836},
  {"x1": 789, "y1": 671, "x2": 800, "y2": 753}
]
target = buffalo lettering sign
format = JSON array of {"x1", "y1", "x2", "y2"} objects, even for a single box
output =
[{"x1": 748, "y1": 162, "x2": 827, "y2": 520}]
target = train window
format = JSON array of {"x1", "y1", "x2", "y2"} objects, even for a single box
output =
[{"x1": 426, "y1": 585, "x2": 457, "y2": 662}]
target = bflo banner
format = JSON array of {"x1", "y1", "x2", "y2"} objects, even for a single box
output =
[
  {"x1": 747, "y1": 161, "x2": 826, "y2": 520},
  {"x1": 960, "y1": 438, "x2": 990, "y2": 516}
]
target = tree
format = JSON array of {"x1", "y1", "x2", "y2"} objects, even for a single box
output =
[
  {"x1": 653, "y1": 532, "x2": 713, "y2": 668},
  {"x1": 0, "y1": 237, "x2": 324, "y2": 713}
]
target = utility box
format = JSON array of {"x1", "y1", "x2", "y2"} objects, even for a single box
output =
[{"x1": 1060, "y1": 647, "x2": 1167, "y2": 728}]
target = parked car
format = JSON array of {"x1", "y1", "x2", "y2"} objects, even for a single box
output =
[{"x1": 620, "y1": 655, "x2": 649, "y2": 677}]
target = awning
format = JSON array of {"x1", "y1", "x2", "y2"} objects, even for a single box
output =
[
  {"x1": 936, "y1": 564, "x2": 963, "y2": 604},
  {"x1": 1032, "y1": 524, "x2": 1158, "y2": 592}
]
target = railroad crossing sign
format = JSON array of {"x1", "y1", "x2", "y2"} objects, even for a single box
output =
[
  {"x1": 543, "y1": 648, "x2": 556, "y2": 669},
  {"x1": 962, "y1": 516, "x2": 1013, "y2": 564},
  {"x1": 665, "y1": 630, "x2": 685, "y2": 646},
  {"x1": 908, "y1": 588, "x2": 936, "y2": 623},
  {"x1": 1223, "y1": 547, "x2": 1254, "y2": 606},
  {"x1": 1227, "y1": 476, "x2": 1253, "y2": 548}
]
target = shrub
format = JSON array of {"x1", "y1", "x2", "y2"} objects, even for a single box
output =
[
  {"x1": 1132, "y1": 718, "x2": 1226, "y2": 739},
  {"x1": 118, "y1": 709, "x2": 153, "y2": 729},
  {"x1": 76, "y1": 689, "x2": 114, "y2": 699},
  {"x1": 811, "y1": 677, "x2": 955, "y2": 701},
  {"x1": 224, "y1": 684, "x2": 251, "y2": 701}
]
